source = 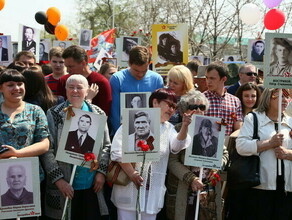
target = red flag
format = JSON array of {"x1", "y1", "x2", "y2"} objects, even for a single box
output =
[{"x1": 87, "y1": 28, "x2": 115, "y2": 64}]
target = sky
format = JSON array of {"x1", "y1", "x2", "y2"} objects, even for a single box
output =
[{"x1": 0, "y1": 0, "x2": 78, "y2": 41}]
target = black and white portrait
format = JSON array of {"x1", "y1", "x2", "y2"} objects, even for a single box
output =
[
  {"x1": 224, "y1": 55, "x2": 240, "y2": 62},
  {"x1": 1, "y1": 162, "x2": 33, "y2": 207},
  {"x1": 22, "y1": 26, "x2": 37, "y2": 54},
  {"x1": 269, "y1": 37, "x2": 292, "y2": 77},
  {"x1": 39, "y1": 40, "x2": 49, "y2": 61},
  {"x1": 122, "y1": 37, "x2": 138, "y2": 61},
  {"x1": 125, "y1": 94, "x2": 147, "y2": 108},
  {"x1": 0, "y1": 36, "x2": 9, "y2": 62},
  {"x1": 53, "y1": 40, "x2": 72, "y2": 49},
  {"x1": 79, "y1": 29, "x2": 92, "y2": 49},
  {"x1": 251, "y1": 40, "x2": 265, "y2": 62}
]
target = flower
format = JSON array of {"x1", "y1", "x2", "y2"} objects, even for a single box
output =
[
  {"x1": 84, "y1": 152, "x2": 96, "y2": 161},
  {"x1": 206, "y1": 172, "x2": 220, "y2": 187},
  {"x1": 80, "y1": 153, "x2": 98, "y2": 171},
  {"x1": 137, "y1": 140, "x2": 150, "y2": 151}
]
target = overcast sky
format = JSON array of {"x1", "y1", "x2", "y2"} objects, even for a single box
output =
[{"x1": 0, "y1": 0, "x2": 78, "y2": 41}]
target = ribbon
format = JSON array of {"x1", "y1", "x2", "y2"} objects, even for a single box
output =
[
  {"x1": 146, "y1": 136, "x2": 155, "y2": 151},
  {"x1": 216, "y1": 118, "x2": 228, "y2": 131},
  {"x1": 63, "y1": 105, "x2": 75, "y2": 120},
  {"x1": 90, "y1": 159, "x2": 99, "y2": 172}
]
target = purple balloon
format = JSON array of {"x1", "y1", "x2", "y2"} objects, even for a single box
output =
[{"x1": 263, "y1": 0, "x2": 283, "y2": 8}]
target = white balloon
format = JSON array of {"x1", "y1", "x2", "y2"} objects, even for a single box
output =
[{"x1": 239, "y1": 3, "x2": 261, "y2": 25}]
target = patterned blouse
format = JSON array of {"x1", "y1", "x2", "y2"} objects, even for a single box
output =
[{"x1": 0, "y1": 102, "x2": 49, "y2": 149}]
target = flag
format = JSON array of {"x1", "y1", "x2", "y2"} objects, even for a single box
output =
[
  {"x1": 87, "y1": 28, "x2": 115, "y2": 64},
  {"x1": 93, "y1": 48, "x2": 112, "y2": 70}
]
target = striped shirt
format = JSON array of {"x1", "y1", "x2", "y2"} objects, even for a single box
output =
[{"x1": 45, "y1": 74, "x2": 59, "y2": 95}]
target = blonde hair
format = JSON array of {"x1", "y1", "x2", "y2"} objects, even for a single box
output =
[
  {"x1": 255, "y1": 88, "x2": 277, "y2": 113},
  {"x1": 167, "y1": 65, "x2": 194, "y2": 94}
]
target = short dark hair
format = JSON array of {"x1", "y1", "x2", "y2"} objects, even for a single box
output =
[
  {"x1": 187, "y1": 59, "x2": 202, "y2": 73},
  {"x1": 7, "y1": 61, "x2": 27, "y2": 72},
  {"x1": 199, "y1": 119, "x2": 213, "y2": 135},
  {"x1": 134, "y1": 111, "x2": 150, "y2": 122},
  {"x1": 14, "y1": 51, "x2": 36, "y2": 63},
  {"x1": 129, "y1": 46, "x2": 150, "y2": 65},
  {"x1": 79, "y1": 114, "x2": 92, "y2": 124},
  {"x1": 24, "y1": 26, "x2": 34, "y2": 34},
  {"x1": 62, "y1": 45, "x2": 88, "y2": 63},
  {"x1": 206, "y1": 61, "x2": 229, "y2": 78},
  {"x1": 149, "y1": 88, "x2": 177, "y2": 107},
  {"x1": 273, "y1": 38, "x2": 292, "y2": 50},
  {"x1": 0, "y1": 69, "x2": 26, "y2": 85},
  {"x1": 235, "y1": 83, "x2": 262, "y2": 111}
]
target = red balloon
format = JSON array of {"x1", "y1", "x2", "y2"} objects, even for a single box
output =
[{"x1": 264, "y1": 9, "x2": 285, "y2": 30}]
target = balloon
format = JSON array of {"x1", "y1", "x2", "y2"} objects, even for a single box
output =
[
  {"x1": 0, "y1": 0, "x2": 5, "y2": 11},
  {"x1": 55, "y1": 24, "x2": 69, "y2": 41},
  {"x1": 35, "y1": 11, "x2": 47, "y2": 25},
  {"x1": 45, "y1": 22, "x2": 55, "y2": 34},
  {"x1": 263, "y1": 0, "x2": 283, "y2": 8},
  {"x1": 264, "y1": 9, "x2": 285, "y2": 30},
  {"x1": 46, "y1": 7, "x2": 61, "y2": 26},
  {"x1": 239, "y1": 3, "x2": 261, "y2": 25}
]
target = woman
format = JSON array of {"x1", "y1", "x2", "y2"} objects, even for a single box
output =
[
  {"x1": 111, "y1": 88, "x2": 192, "y2": 220},
  {"x1": 166, "y1": 89, "x2": 228, "y2": 220},
  {"x1": 99, "y1": 63, "x2": 117, "y2": 81},
  {"x1": 0, "y1": 69, "x2": 49, "y2": 160},
  {"x1": 167, "y1": 65, "x2": 194, "y2": 125},
  {"x1": 236, "y1": 88, "x2": 292, "y2": 219},
  {"x1": 235, "y1": 83, "x2": 261, "y2": 117},
  {"x1": 40, "y1": 75, "x2": 111, "y2": 219}
]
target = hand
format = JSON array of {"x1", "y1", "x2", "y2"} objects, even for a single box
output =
[
  {"x1": 93, "y1": 172, "x2": 105, "y2": 193},
  {"x1": 0, "y1": 145, "x2": 18, "y2": 159},
  {"x1": 55, "y1": 179, "x2": 74, "y2": 199},
  {"x1": 269, "y1": 133, "x2": 284, "y2": 148},
  {"x1": 181, "y1": 112, "x2": 193, "y2": 127},
  {"x1": 86, "y1": 83, "x2": 99, "y2": 102},
  {"x1": 191, "y1": 178, "x2": 204, "y2": 192},
  {"x1": 275, "y1": 146, "x2": 290, "y2": 160},
  {"x1": 130, "y1": 170, "x2": 143, "y2": 189}
]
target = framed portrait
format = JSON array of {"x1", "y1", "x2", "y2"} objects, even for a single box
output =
[
  {"x1": 0, "y1": 157, "x2": 41, "y2": 219},
  {"x1": 152, "y1": 23, "x2": 189, "y2": 76},
  {"x1": 223, "y1": 61, "x2": 245, "y2": 86},
  {"x1": 224, "y1": 55, "x2": 240, "y2": 62},
  {"x1": 116, "y1": 36, "x2": 141, "y2": 68},
  {"x1": 121, "y1": 92, "x2": 151, "y2": 109},
  {"x1": 189, "y1": 55, "x2": 204, "y2": 64},
  {"x1": 39, "y1": 39, "x2": 51, "y2": 61},
  {"x1": 53, "y1": 40, "x2": 72, "y2": 49},
  {"x1": 247, "y1": 39, "x2": 265, "y2": 64},
  {"x1": 264, "y1": 33, "x2": 292, "y2": 89},
  {"x1": 102, "y1": 57, "x2": 117, "y2": 67},
  {"x1": 0, "y1": 35, "x2": 13, "y2": 66},
  {"x1": 79, "y1": 29, "x2": 92, "y2": 50},
  {"x1": 18, "y1": 24, "x2": 40, "y2": 62},
  {"x1": 12, "y1": 42, "x2": 18, "y2": 59},
  {"x1": 121, "y1": 108, "x2": 160, "y2": 163},
  {"x1": 56, "y1": 108, "x2": 107, "y2": 167},
  {"x1": 184, "y1": 115, "x2": 225, "y2": 169}
]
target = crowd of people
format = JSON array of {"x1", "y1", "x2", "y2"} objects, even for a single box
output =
[{"x1": 0, "y1": 42, "x2": 292, "y2": 220}]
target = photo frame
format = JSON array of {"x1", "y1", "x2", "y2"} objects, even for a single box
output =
[
  {"x1": 247, "y1": 39, "x2": 265, "y2": 64},
  {"x1": 39, "y1": 39, "x2": 51, "y2": 61},
  {"x1": 224, "y1": 55, "x2": 240, "y2": 62},
  {"x1": 264, "y1": 33, "x2": 292, "y2": 89},
  {"x1": 184, "y1": 115, "x2": 225, "y2": 169},
  {"x1": 56, "y1": 108, "x2": 107, "y2": 167},
  {"x1": 53, "y1": 40, "x2": 72, "y2": 49},
  {"x1": 102, "y1": 57, "x2": 117, "y2": 67},
  {"x1": 152, "y1": 23, "x2": 189, "y2": 76},
  {"x1": 0, "y1": 35, "x2": 13, "y2": 66},
  {"x1": 0, "y1": 157, "x2": 41, "y2": 219},
  {"x1": 18, "y1": 24, "x2": 40, "y2": 62},
  {"x1": 79, "y1": 29, "x2": 93, "y2": 50},
  {"x1": 224, "y1": 61, "x2": 245, "y2": 86},
  {"x1": 121, "y1": 108, "x2": 160, "y2": 163}
]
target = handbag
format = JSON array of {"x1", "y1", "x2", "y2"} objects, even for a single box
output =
[
  {"x1": 106, "y1": 161, "x2": 133, "y2": 186},
  {"x1": 227, "y1": 112, "x2": 261, "y2": 190}
]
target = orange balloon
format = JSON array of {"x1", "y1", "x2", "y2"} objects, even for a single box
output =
[
  {"x1": 46, "y1": 7, "x2": 61, "y2": 26},
  {"x1": 0, "y1": 0, "x2": 5, "y2": 11},
  {"x1": 55, "y1": 24, "x2": 69, "y2": 41}
]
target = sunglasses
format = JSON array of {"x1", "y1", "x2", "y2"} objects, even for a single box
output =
[
  {"x1": 163, "y1": 99, "x2": 177, "y2": 109},
  {"x1": 188, "y1": 104, "x2": 206, "y2": 111},
  {"x1": 245, "y1": 72, "x2": 258, "y2": 77}
]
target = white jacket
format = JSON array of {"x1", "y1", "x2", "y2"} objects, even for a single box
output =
[
  {"x1": 236, "y1": 111, "x2": 292, "y2": 191},
  {"x1": 111, "y1": 121, "x2": 191, "y2": 214}
]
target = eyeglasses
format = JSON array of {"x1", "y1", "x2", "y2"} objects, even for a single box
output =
[
  {"x1": 245, "y1": 72, "x2": 258, "y2": 77},
  {"x1": 162, "y1": 99, "x2": 177, "y2": 109},
  {"x1": 188, "y1": 104, "x2": 206, "y2": 111}
]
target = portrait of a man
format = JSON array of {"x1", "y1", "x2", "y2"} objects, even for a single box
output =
[
  {"x1": 59, "y1": 41, "x2": 66, "y2": 49},
  {"x1": 65, "y1": 114, "x2": 95, "y2": 154},
  {"x1": 80, "y1": 29, "x2": 92, "y2": 47},
  {"x1": 192, "y1": 118, "x2": 218, "y2": 158},
  {"x1": 0, "y1": 36, "x2": 8, "y2": 61},
  {"x1": 122, "y1": 37, "x2": 138, "y2": 61},
  {"x1": 125, "y1": 94, "x2": 147, "y2": 108},
  {"x1": 269, "y1": 38, "x2": 292, "y2": 77},
  {"x1": 39, "y1": 42, "x2": 48, "y2": 61},
  {"x1": 128, "y1": 111, "x2": 154, "y2": 151},
  {"x1": 22, "y1": 26, "x2": 36, "y2": 54},
  {"x1": 251, "y1": 40, "x2": 265, "y2": 62},
  {"x1": 1, "y1": 165, "x2": 33, "y2": 206}
]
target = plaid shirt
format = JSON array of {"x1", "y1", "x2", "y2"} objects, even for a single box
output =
[{"x1": 204, "y1": 90, "x2": 243, "y2": 136}]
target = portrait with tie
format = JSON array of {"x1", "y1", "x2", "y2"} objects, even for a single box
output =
[
  {"x1": 65, "y1": 114, "x2": 95, "y2": 154},
  {"x1": 22, "y1": 26, "x2": 37, "y2": 54}
]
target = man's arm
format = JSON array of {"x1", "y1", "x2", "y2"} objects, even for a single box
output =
[{"x1": 109, "y1": 74, "x2": 121, "y2": 135}]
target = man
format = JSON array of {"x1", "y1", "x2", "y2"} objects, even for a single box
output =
[
  {"x1": 39, "y1": 42, "x2": 49, "y2": 61},
  {"x1": 194, "y1": 65, "x2": 208, "y2": 93},
  {"x1": 65, "y1": 114, "x2": 95, "y2": 154},
  {"x1": 1, "y1": 165, "x2": 33, "y2": 206},
  {"x1": 57, "y1": 45, "x2": 112, "y2": 115},
  {"x1": 22, "y1": 26, "x2": 36, "y2": 54},
  {"x1": 80, "y1": 29, "x2": 91, "y2": 46},
  {"x1": 251, "y1": 40, "x2": 265, "y2": 62},
  {"x1": 14, "y1": 51, "x2": 36, "y2": 67},
  {"x1": 45, "y1": 47, "x2": 65, "y2": 95},
  {"x1": 110, "y1": 46, "x2": 164, "y2": 134},
  {"x1": 204, "y1": 61, "x2": 243, "y2": 136},
  {"x1": 130, "y1": 95, "x2": 142, "y2": 108},
  {"x1": 269, "y1": 38, "x2": 292, "y2": 77},
  {"x1": 0, "y1": 36, "x2": 8, "y2": 61},
  {"x1": 59, "y1": 41, "x2": 66, "y2": 49},
  {"x1": 122, "y1": 38, "x2": 138, "y2": 61},
  {"x1": 128, "y1": 111, "x2": 153, "y2": 151},
  {"x1": 227, "y1": 63, "x2": 257, "y2": 95},
  {"x1": 186, "y1": 59, "x2": 202, "y2": 79}
]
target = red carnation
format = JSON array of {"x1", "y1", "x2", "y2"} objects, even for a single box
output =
[{"x1": 84, "y1": 152, "x2": 96, "y2": 161}]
